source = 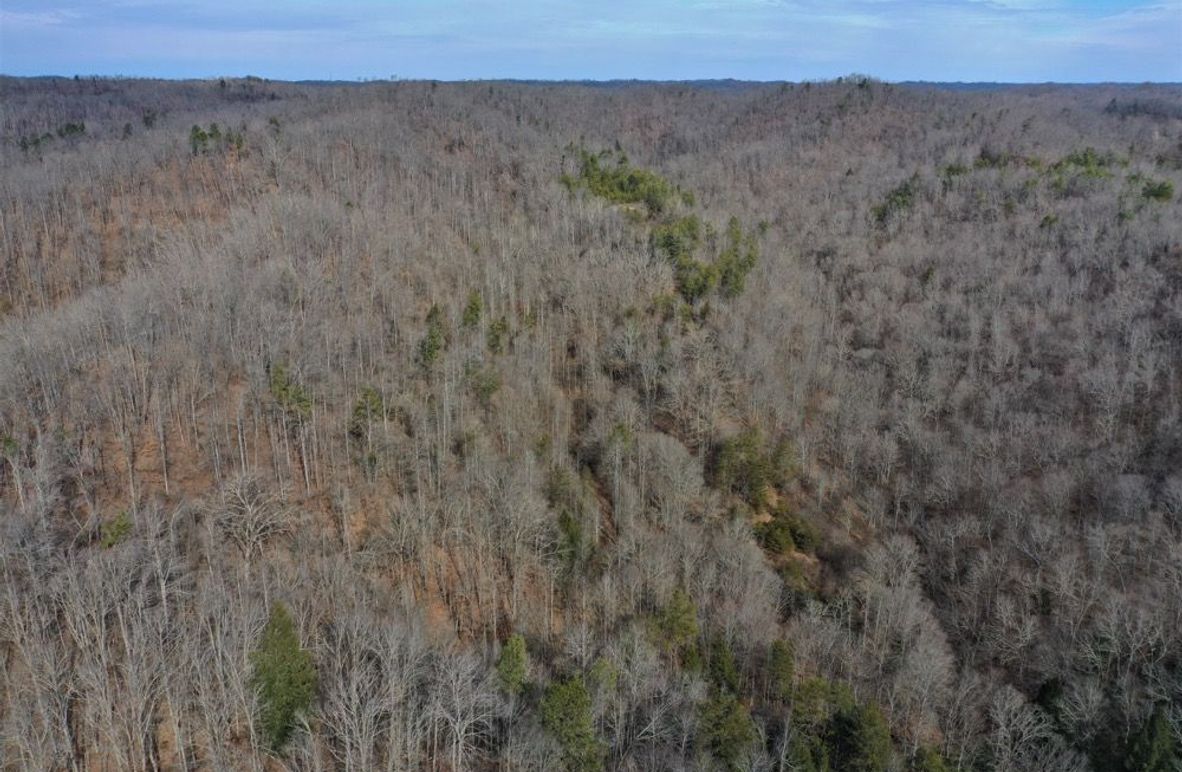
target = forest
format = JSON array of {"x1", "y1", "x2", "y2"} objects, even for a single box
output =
[{"x1": 0, "y1": 75, "x2": 1180, "y2": 770}]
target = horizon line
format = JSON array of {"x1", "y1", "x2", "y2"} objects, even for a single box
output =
[{"x1": 3, "y1": 73, "x2": 1181, "y2": 87}]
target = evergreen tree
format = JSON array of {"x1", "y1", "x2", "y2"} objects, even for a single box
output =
[
  {"x1": 496, "y1": 633, "x2": 528, "y2": 695},
  {"x1": 541, "y1": 676, "x2": 604, "y2": 771},
  {"x1": 251, "y1": 603, "x2": 317, "y2": 751},
  {"x1": 418, "y1": 304, "x2": 448, "y2": 367},
  {"x1": 912, "y1": 745, "x2": 950, "y2": 772},
  {"x1": 717, "y1": 216, "x2": 758, "y2": 298},
  {"x1": 268, "y1": 363, "x2": 312, "y2": 424},
  {"x1": 708, "y1": 637, "x2": 741, "y2": 693},
  {"x1": 189, "y1": 124, "x2": 208, "y2": 155},
  {"x1": 348, "y1": 385, "x2": 383, "y2": 439},
  {"x1": 656, "y1": 588, "x2": 699, "y2": 657},
  {"x1": 487, "y1": 316, "x2": 510, "y2": 354},
  {"x1": 789, "y1": 731, "x2": 829, "y2": 772},
  {"x1": 462, "y1": 290, "x2": 483, "y2": 328},
  {"x1": 711, "y1": 428, "x2": 782, "y2": 509},
  {"x1": 1124, "y1": 708, "x2": 1179, "y2": 772},
  {"x1": 701, "y1": 691, "x2": 756, "y2": 770},
  {"x1": 830, "y1": 701, "x2": 893, "y2": 772},
  {"x1": 769, "y1": 640, "x2": 795, "y2": 701}
]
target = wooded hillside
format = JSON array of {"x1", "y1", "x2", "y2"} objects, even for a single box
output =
[{"x1": 1, "y1": 76, "x2": 1180, "y2": 770}]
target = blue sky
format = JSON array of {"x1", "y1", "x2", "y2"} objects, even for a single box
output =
[{"x1": 1, "y1": 1, "x2": 1179, "y2": 82}]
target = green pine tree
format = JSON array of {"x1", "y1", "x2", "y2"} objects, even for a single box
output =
[
  {"x1": 708, "y1": 637, "x2": 741, "y2": 693},
  {"x1": 418, "y1": 304, "x2": 448, "y2": 367},
  {"x1": 789, "y1": 731, "x2": 829, "y2": 772},
  {"x1": 769, "y1": 640, "x2": 795, "y2": 701},
  {"x1": 656, "y1": 588, "x2": 699, "y2": 656},
  {"x1": 268, "y1": 363, "x2": 312, "y2": 424},
  {"x1": 912, "y1": 745, "x2": 950, "y2": 772},
  {"x1": 496, "y1": 633, "x2": 528, "y2": 695},
  {"x1": 251, "y1": 603, "x2": 317, "y2": 751},
  {"x1": 701, "y1": 691, "x2": 756, "y2": 770},
  {"x1": 541, "y1": 676, "x2": 604, "y2": 771},
  {"x1": 830, "y1": 701, "x2": 893, "y2": 772},
  {"x1": 462, "y1": 290, "x2": 483, "y2": 328},
  {"x1": 1124, "y1": 708, "x2": 1179, "y2": 772}
]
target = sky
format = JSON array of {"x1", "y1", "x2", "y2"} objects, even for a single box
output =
[{"x1": 0, "y1": 0, "x2": 1179, "y2": 83}]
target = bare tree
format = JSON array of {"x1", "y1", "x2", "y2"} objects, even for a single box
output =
[{"x1": 211, "y1": 475, "x2": 292, "y2": 562}]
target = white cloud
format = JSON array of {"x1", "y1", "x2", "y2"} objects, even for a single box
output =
[{"x1": 0, "y1": 8, "x2": 81, "y2": 28}]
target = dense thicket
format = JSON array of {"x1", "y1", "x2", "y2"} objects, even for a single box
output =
[{"x1": 1, "y1": 75, "x2": 1180, "y2": 770}]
